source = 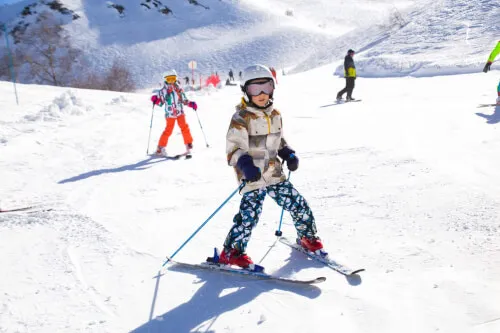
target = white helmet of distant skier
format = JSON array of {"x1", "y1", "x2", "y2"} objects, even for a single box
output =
[
  {"x1": 240, "y1": 64, "x2": 275, "y2": 100},
  {"x1": 163, "y1": 69, "x2": 177, "y2": 83}
]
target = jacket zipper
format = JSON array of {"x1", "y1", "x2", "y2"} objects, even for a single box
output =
[{"x1": 264, "y1": 113, "x2": 271, "y2": 133}]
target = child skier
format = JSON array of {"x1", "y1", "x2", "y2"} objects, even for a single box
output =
[
  {"x1": 151, "y1": 70, "x2": 198, "y2": 156},
  {"x1": 218, "y1": 64, "x2": 324, "y2": 269},
  {"x1": 483, "y1": 40, "x2": 500, "y2": 105}
]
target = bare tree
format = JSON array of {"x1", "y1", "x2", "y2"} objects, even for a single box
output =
[
  {"x1": 19, "y1": 11, "x2": 82, "y2": 86},
  {"x1": 0, "y1": 47, "x2": 20, "y2": 81},
  {"x1": 101, "y1": 61, "x2": 136, "y2": 92},
  {"x1": 0, "y1": 49, "x2": 10, "y2": 80},
  {"x1": 71, "y1": 72, "x2": 105, "y2": 90},
  {"x1": 72, "y1": 60, "x2": 136, "y2": 92}
]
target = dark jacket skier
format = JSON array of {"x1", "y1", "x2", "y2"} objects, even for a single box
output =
[{"x1": 337, "y1": 49, "x2": 357, "y2": 101}]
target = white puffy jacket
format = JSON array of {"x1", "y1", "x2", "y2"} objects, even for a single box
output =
[{"x1": 226, "y1": 100, "x2": 290, "y2": 193}]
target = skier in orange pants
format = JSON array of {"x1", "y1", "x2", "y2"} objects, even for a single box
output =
[
  {"x1": 151, "y1": 69, "x2": 198, "y2": 156},
  {"x1": 158, "y1": 114, "x2": 192, "y2": 149}
]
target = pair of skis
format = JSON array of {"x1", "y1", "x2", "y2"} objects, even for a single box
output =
[
  {"x1": 165, "y1": 237, "x2": 364, "y2": 285},
  {"x1": 336, "y1": 99, "x2": 362, "y2": 104},
  {"x1": 150, "y1": 151, "x2": 192, "y2": 160},
  {"x1": 320, "y1": 99, "x2": 362, "y2": 108}
]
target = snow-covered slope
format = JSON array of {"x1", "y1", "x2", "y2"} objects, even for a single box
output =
[
  {"x1": 294, "y1": 0, "x2": 500, "y2": 77},
  {"x1": 3, "y1": 0, "x2": 498, "y2": 85},
  {"x1": 1, "y1": 65, "x2": 500, "y2": 332},
  {"x1": 2, "y1": 0, "x2": 419, "y2": 87}
]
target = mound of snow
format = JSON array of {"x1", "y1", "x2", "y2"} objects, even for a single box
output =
[
  {"x1": 25, "y1": 90, "x2": 92, "y2": 122},
  {"x1": 107, "y1": 95, "x2": 129, "y2": 105}
]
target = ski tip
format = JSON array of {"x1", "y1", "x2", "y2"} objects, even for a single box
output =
[
  {"x1": 348, "y1": 268, "x2": 365, "y2": 275},
  {"x1": 313, "y1": 277, "x2": 327, "y2": 283}
]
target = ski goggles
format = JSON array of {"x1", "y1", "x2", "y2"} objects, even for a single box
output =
[
  {"x1": 164, "y1": 75, "x2": 177, "y2": 84},
  {"x1": 245, "y1": 79, "x2": 275, "y2": 96}
]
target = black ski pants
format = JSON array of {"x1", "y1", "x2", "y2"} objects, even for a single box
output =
[{"x1": 337, "y1": 77, "x2": 355, "y2": 99}]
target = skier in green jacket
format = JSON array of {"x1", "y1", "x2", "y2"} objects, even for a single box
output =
[{"x1": 483, "y1": 40, "x2": 500, "y2": 105}]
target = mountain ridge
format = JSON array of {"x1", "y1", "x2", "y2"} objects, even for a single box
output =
[{"x1": 1, "y1": 0, "x2": 498, "y2": 87}]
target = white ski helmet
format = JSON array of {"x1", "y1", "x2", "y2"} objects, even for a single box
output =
[
  {"x1": 240, "y1": 64, "x2": 274, "y2": 89},
  {"x1": 163, "y1": 69, "x2": 177, "y2": 79}
]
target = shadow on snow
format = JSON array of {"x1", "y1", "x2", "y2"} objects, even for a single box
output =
[
  {"x1": 130, "y1": 251, "x2": 340, "y2": 333},
  {"x1": 58, "y1": 157, "x2": 167, "y2": 184},
  {"x1": 476, "y1": 105, "x2": 500, "y2": 124}
]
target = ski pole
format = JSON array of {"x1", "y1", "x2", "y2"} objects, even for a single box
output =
[
  {"x1": 162, "y1": 182, "x2": 244, "y2": 267},
  {"x1": 146, "y1": 103, "x2": 155, "y2": 155},
  {"x1": 193, "y1": 109, "x2": 210, "y2": 148},
  {"x1": 275, "y1": 170, "x2": 292, "y2": 236}
]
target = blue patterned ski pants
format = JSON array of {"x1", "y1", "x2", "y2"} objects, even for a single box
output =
[{"x1": 223, "y1": 180, "x2": 317, "y2": 253}]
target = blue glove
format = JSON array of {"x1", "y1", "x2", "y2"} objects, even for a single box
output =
[
  {"x1": 237, "y1": 154, "x2": 261, "y2": 182},
  {"x1": 278, "y1": 146, "x2": 299, "y2": 171}
]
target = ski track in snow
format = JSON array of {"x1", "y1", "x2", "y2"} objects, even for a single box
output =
[
  {"x1": 0, "y1": 1, "x2": 499, "y2": 332},
  {"x1": 0, "y1": 204, "x2": 162, "y2": 332},
  {"x1": 1, "y1": 67, "x2": 500, "y2": 332},
  {"x1": 66, "y1": 245, "x2": 116, "y2": 318}
]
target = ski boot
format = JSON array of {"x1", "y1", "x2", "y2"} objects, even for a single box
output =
[
  {"x1": 156, "y1": 146, "x2": 166, "y2": 156},
  {"x1": 298, "y1": 236, "x2": 328, "y2": 257},
  {"x1": 185, "y1": 143, "x2": 193, "y2": 159},
  {"x1": 210, "y1": 248, "x2": 264, "y2": 272}
]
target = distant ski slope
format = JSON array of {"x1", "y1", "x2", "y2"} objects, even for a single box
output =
[
  {"x1": 294, "y1": 0, "x2": 500, "y2": 77},
  {"x1": 1, "y1": 0, "x2": 498, "y2": 86}
]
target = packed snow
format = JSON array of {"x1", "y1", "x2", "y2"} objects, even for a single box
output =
[
  {"x1": 1, "y1": 65, "x2": 500, "y2": 332},
  {"x1": 1, "y1": 0, "x2": 500, "y2": 332}
]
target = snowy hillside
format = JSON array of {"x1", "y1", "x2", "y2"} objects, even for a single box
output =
[
  {"x1": 1, "y1": 64, "x2": 500, "y2": 332},
  {"x1": 294, "y1": 0, "x2": 500, "y2": 77},
  {"x1": 2, "y1": 0, "x2": 498, "y2": 85},
  {"x1": 1, "y1": 0, "x2": 419, "y2": 87}
]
